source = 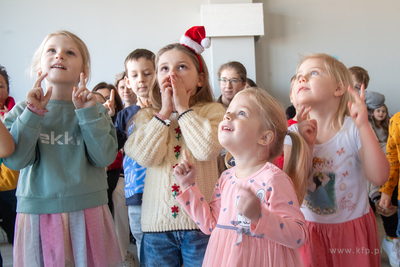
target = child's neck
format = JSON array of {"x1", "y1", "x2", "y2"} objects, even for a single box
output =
[
  {"x1": 374, "y1": 119, "x2": 382, "y2": 128},
  {"x1": 48, "y1": 82, "x2": 77, "y2": 101},
  {"x1": 232, "y1": 152, "x2": 268, "y2": 179},
  {"x1": 309, "y1": 106, "x2": 341, "y2": 144}
]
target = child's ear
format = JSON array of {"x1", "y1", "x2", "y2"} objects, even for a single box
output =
[
  {"x1": 334, "y1": 82, "x2": 346, "y2": 97},
  {"x1": 197, "y1": 72, "x2": 205, "y2": 88},
  {"x1": 258, "y1": 131, "x2": 274, "y2": 146},
  {"x1": 125, "y1": 76, "x2": 132, "y2": 89}
]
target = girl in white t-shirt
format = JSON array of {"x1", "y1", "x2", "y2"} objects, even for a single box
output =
[{"x1": 284, "y1": 53, "x2": 389, "y2": 267}]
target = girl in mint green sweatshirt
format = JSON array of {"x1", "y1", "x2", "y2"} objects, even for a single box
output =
[{"x1": 3, "y1": 30, "x2": 122, "y2": 267}]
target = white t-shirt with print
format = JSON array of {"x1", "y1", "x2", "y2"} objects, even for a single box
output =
[{"x1": 284, "y1": 116, "x2": 369, "y2": 224}]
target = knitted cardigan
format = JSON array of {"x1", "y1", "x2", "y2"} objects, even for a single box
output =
[{"x1": 124, "y1": 102, "x2": 225, "y2": 232}]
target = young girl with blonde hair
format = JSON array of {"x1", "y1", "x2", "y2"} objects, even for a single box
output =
[
  {"x1": 124, "y1": 26, "x2": 225, "y2": 266},
  {"x1": 173, "y1": 88, "x2": 310, "y2": 266},
  {"x1": 285, "y1": 53, "x2": 389, "y2": 266},
  {"x1": 3, "y1": 30, "x2": 121, "y2": 266}
]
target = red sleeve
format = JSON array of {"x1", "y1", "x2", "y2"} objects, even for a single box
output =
[
  {"x1": 108, "y1": 150, "x2": 123, "y2": 170},
  {"x1": 6, "y1": 97, "x2": 15, "y2": 111}
]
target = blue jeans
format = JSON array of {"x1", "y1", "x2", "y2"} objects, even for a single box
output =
[
  {"x1": 128, "y1": 205, "x2": 143, "y2": 262},
  {"x1": 142, "y1": 230, "x2": 209, "y2": 267}
]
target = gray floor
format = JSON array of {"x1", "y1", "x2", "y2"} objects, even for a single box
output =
[{"x1": 0, "y1": 214, "x2": 393, "y2": 266}]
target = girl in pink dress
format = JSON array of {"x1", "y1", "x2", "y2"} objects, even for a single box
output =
[{"x1": 174, "y1": 88, "x2": 311, "y2": 266}]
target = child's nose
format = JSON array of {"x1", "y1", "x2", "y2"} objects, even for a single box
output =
[
  {"x1": 55, "y1": 52, "x2": 65, "y2": 60},
  {"x1": 224, "y1": 113, "x2": 232, "y2": 121},
  {"x1": 299, "y1": 76, "x2": 308, "y2": 83}
]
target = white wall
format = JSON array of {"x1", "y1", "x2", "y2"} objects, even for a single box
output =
[
  {"x1": 1, "y1": 0, "x2": 209, "y2": 102},
  {"x1": 2, "y1": 0, "x2": 400, "y2": 115},
  {"x1": 254, "y1": 0, "x2": 400, "y2": 115}
]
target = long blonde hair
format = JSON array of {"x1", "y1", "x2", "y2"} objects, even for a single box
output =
[
  {"x1": 30, "y1": 30, "x2": 91, "y2": 83},
  {"x1": 151, "y1": 43, "x2": 214, "y2": 110},
  {"x1": 237, "y1": 88, "x2": 310, "y2": 204},
  {"x1": 297, "y1": 53, "x2": 354, "y2": 129}
]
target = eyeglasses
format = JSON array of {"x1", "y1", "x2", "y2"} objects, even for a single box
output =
[{"x1": 219, "y1": 78, "x2": 243, "y2": 86}]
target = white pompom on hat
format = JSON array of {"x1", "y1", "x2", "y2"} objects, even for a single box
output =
[{"x1": 180, "y1": 26, "x2": 211, "y2": 54}]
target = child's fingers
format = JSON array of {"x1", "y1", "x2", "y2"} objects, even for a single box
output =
[
  {"x1": 33, "y1": 88, "x2": 44, "y2": 100},
  {"x1": 137, "y1": 97, "x2": 144, "y2": 107},
  {"x1": 79, "y1": 73, "x2": 86, "y2": 88},
  {"x1": 174, "y1": 165, "x2": 185, "y2": 176},
  {"x1": 109, "y1": 89, "x2": 115, "y2": 105},
  {"x1": 181, "y1": 160, "x2": 190, "y2": 173},
  {"x1": 182, "y1": 150, "x2": 189, "y2": 162},
  {"x1": 87, "y1": 92, "x2": 95, "y2": 102},
  {"x1": 44, "y1": 86, "x2": 53, "y2": 100},
  {"x1": 33, "y1": 72, "x2": 47, "y2": 88}
]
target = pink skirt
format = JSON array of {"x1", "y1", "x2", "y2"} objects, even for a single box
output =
[
  {"x1": 299, "y1": 208, "x2": 380, "y2": 267},
  {"x1": 13, "y1": 205, "x2": 122, "y2": 267}
]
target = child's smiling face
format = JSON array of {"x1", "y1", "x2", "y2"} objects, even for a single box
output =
[
  {"x1": 218, "y1": 92, "x2": 264, "y2": 153},
  {"x1": 40, "y1": 35, "x2": 83, "y2": 85}
]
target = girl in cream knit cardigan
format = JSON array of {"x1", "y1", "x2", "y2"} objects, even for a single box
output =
[{"x1": 124, "y1": 38, "x2": 225, "y2": 265}]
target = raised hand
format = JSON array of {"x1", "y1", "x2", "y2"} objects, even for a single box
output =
[
  {"x1": 297, "y1": 105, "x2": 317, "y2": 147},
  {"x1": 347, "y1": 84, "x2": 369, "y2": 129},
  {"x1": 173, "y1": 150, "x2": 197, "y2": 190},
  {"x1": 237, "y1": 185, "x2": 262, "y2": 224},
  {"x1": 171, "y1": 72, "x2": 191, "y2": 114},
  {"x1": 104, "y1": 89, "x2": 116, "y2": 117},
  {"x1": 26, "y1": 72, "x2": 53, "y2": 110},
  {"x1": 72, "y1": 73, "x2": 96, "y2": 109},
  {"x1": 159, "y1": 75, "x2": 173, "y2": 118}
]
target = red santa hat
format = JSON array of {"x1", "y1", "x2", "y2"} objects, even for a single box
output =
[{"x1": 180, "y1": 26, "x2": 211, "y2": 54}]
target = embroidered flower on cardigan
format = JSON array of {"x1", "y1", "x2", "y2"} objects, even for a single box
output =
[
  {"x1": 175, "y1": 126, "x2": 182, "y2": 141},
  {"x1": 174, "y1": 145, "x2": 181, "y2": 159},
  {"x1": 171, "y1": 183, "x2": 180, "y2": 198},
  {"x1": 171, "y1": 205, "x2": 179, "y2": 218}
]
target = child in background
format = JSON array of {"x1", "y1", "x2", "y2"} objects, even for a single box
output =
[
  {"x1": 114, "y1": 49, "x2": 158, "y2": 264},
  {"x1": 115, "y1": 49, "x2": 156, "y2": 149},
  {"x1": 174, "y1": 88, "x2": 310, "y2": 266},
  {"x1": 376, "y1": 105, "x2": 400, "y2": 267},
  {"x1": 0, "y1": 122, "x2": 18, "y2": 191},
  {"x1": 115, "y1": 71, "x2": 136, "y2": 108},
  {"x1": 124, "y1": 26, "x2": 225, "y2": 266},
  {"x1": 380, "y1": 111, "x2": 400, "y2": 266},
  {"x1": 285, "y1": 54, "x2": 389, "y2": 266},
  {"x1": 0, "y1": 118, "x2": 14, "y2": 159},
  {"x1": 217, "y1": 61, "x2": 247, "y2": 109},
  {"x1": 0, "y1": 65, "x2": 15, "y2": 121},
  {"x1": 369, "y1": 104, "x2": 390, "y2": 149},
  {"x1": 3, "y1": 30, "x2": 121, "y2": 266},
  {"x1": 0, "y1": 122, "x2": 16, "y2": 267}
]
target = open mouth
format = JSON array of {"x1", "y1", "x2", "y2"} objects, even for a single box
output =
[
  {"x1": 51, "y1": 64, "x2": 66, "y2": 70},
  {"x1": 222, "y1": 126, "x2": 233, "y2": 131}
]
